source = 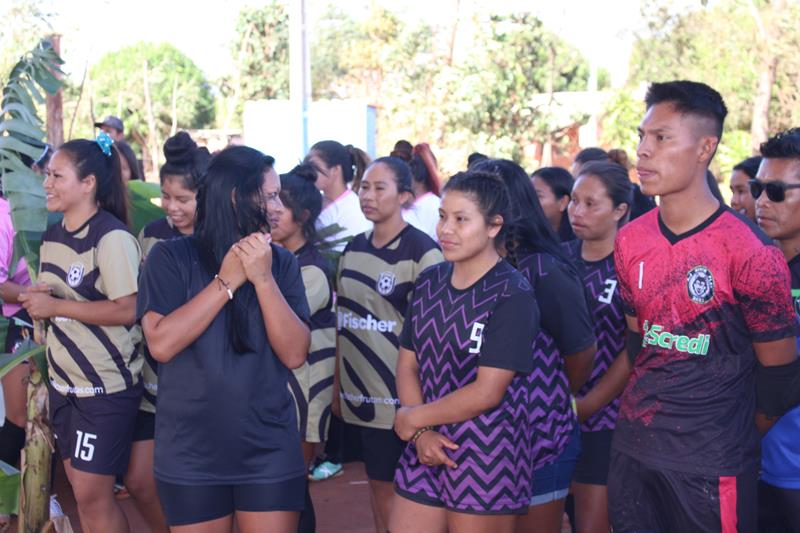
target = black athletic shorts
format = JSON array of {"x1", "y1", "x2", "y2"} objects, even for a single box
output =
[
  {"x1": 132, "y1": 410, "x2": 155, "y2": 442},
  {"x1": 359, "y1": 426, "x2": 405, "y2": 482},
  {"x1": 573, "y1": 429, "x2": 613, "y2": 486},
  {"x1": 608, "y1": 450, "x2": 756, "y2": 533},
  {"x1": 49, "y1": 385, "x2": 141, "y2": 476},
  {"x1": 156, "y1": 476, "x2": 306, "y2": 526},
  {"x1": 758, "y1": 480, "x2": 800, "y2": 533}
]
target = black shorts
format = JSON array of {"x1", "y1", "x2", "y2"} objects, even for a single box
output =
[
  {"x1": 132, "y1": 410, "x2": 155, "y2": 442},
  {"x1": 49, "y1": 385, "x2": 141, "y2": 476},
  {"x1": 608, "y1": 450, "x2": 757, "y2": 533},
  {"x1": 573, "y1": 429, "x2": 613, "y2": 486},
  {"x1": 358, "y1": 426, "x2": 405, "y2": 482},
  {"x1": 4, "y1": 310, "x2": 32, "y2": 353},
  {"x1": 758, "y1": 480, "x2": 800, "y2": 533},
  {"x1": 156, "y1": 476, "x2": 306, "y2": 526}
]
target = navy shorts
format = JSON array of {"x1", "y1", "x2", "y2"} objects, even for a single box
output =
[
  {"x1": 49, "y1": 385, "x2": 141, "y2": 476},
  {"x1": 359, "y1": 426, "x2": 405, "y2": 482},
  {"x1": 132, "y1": 410, "x2": 155, "y2": 442},
  {"x1": 530, "y1": 423, "x2": 581, "y2": 506},
  {"x1": 573, "y1": 429, "x2": 613, "y2": 485},
  {"x1": 156, "y1": 476, "x2": 306, "y2": 526},
  {"x1": 608, "y1": 450, "x2": 757, "y2": 532}
]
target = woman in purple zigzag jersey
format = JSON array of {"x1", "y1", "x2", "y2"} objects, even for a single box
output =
[
  {"x1": 566, "y1": 161, "x2": 634, "y2": 533},
  {"x1": 471, "y1": 159, "x2": 597, "y2": 533},
  {"x1": 390, "y1": 171, "x2": 541, "y2": 532}
]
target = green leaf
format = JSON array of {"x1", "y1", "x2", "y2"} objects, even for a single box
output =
[
  {"x1": 2, "y1": 170, "x2": 45, "y2": 196},
  {"x1": 9, "y1": 206, "x2": 48, "y2": 233},
  {"x1": 128, "y1": 181, "x2": 165, "y2": 235},
  {"x1": 30, "y1": 64, "x2": 61, "y2": 95},
  {"x1": 0, "y1": 136, "x2": 42, "y2": 159},
  {"x1": 0, "y1": 460, "x2": 20, "y2": 515},
  {"x1": 3, "y1": 84, "x2": 36, "y2": 112},
  {"x1": 0, "y1": 118, "x2": 45, "y2": 139},
  {"x1": 0, "y1": 343, "x2": 44, "y2": 379},
  {"x1": 0, "y1": 102, "x2": 37, "y2": 124},
  {"x1": 21, "y1": 78, "x2": 45, "y2": 105}
]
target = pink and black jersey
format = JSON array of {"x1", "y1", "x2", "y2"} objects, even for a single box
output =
[
  {"x1": 614, "y1": 206, "x2": 798, "y2": 476},
  {"x1": 566, "y1": 241, "x2": 626, "y2": 432},
  {"x1": 516, "y1": 252, "x2": 596, "y2": 469},
  {"x1": 394, "y1": 260, "x2": 539, "y2": 513}
]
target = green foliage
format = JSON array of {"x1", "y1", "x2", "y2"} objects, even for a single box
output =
[
  {"x1": 91, "y1": 42, "x2": 214, "y2": 143},
  {"x1": 0, "y1": 0, "x2": 53, "y2": 84},
  {"x1": 235, "y1": 3, "x2": 290, "y2": 100},
  {"x1": 128, "y1": 180, "x2": 165, "y2": 235},
  {"x1": 714, "y1": 129, "x2": 752, "y2": 181},
  {"x1": 600, "y1": 90, "x2": 643, "y2": 157},
  {"x1": 0, "y1": 459, "x2": 20, "y2": 515}
]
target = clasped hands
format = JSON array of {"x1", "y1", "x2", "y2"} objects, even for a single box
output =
[
  {"x1": 219, "y1": 232, "x2": 275, "y2": 291},
  {"x1": 394, "y1": 406, "x2": 459, "y2": 469},
  {"x1": 18, "y1": 283, "x2": 58, "y2": 321}
]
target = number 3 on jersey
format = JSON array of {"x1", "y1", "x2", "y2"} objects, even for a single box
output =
[
  {"x1": 74, "y1": 430, "x2": 97, "y2": 462},
  {"x1": 598, "y1": 279, "x2": 618, "y2": 304},
  {"x1": 469, "y1": 322, "x2": 485, "y2": 354}
]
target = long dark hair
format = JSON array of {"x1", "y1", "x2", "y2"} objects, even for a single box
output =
[
  {"x1": 116, "y1": 141, "x2": 143, "y2": 181},
  {"x1": 58, "y1": 138, "x2": 128, "y2": 225},
  {"x1": 577, "y1": 161, "x2": 634, "y2": 228},
  {"x1": 473, "y1": 159, "x2": 574, "y2": 269},
  {"x1": 307, "y1": 140, "x2": 370, "y2": 186},
  {"x1": 280, "y1": 163, "x2": 322, "y2": 242},
  {"x1": 531, "y1": 166, "x2": 576, "y2": 242},
  {"x1": 194, "y1": 145, "x2": 274, "y2": 353}
]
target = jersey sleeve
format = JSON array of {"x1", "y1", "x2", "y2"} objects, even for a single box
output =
[
  {"x1": 96, "y1": 229, "x2": 141, "y2": 300},
  {"x1": 300, "y1": 264, "x2": 329, "y2": 316},
  {"x1": 538, "y1": 259, "x2": 596, "y2": 355},
  {"x1": 416, "y1": 247, "x2": 444, "y2": 276},
  {"x1": 734, "y1": 246, "x2": 799, "y2": 342},
  {"x1": 614, "y1": 235, "x2": 636, "y2": 317},
  {"x1": 274, "y1": 246, "x2": 311, "y2": 324},
  {"x1": 480, "y1": 291, "x2": 539, "y2": 373},
  {"x1": 136, "y1": 240, "x2": 186, "y2": 320}
]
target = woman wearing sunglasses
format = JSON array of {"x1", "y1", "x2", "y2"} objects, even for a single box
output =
[{"x1": 752, "y1": 127, "x2": 800, "y2": 533}]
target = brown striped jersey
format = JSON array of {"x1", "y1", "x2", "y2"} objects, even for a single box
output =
[
  {"x1": 337, "y1": 225, "x2": 443, "y2": 429},
  {"x1": 40, "y1": 210, "x2": 142, "y2": 397},
  {"x1": 137, "y1": 218, "x2": 182, "y2": 412}
]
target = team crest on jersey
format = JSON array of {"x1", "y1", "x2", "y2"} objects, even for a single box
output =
[
  {"x1": 376, "y1": 272, "x2": 396, "y2": 296},
  {"x1": 67, "y1": 262, "x2": 85, "y2": 287},
  {"x1": 687, "y1": 266, "x2": 714, "y2": 304}
]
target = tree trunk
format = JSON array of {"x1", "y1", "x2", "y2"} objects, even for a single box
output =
[
  {"x1": 143, "y1": 60, "x2": 159, "y2": 179},
  {"x1": 17, "y1": 363, "x2": 52, "y2": 533},
  {"x1": 750, "y1": 54, "x2": 777, "y2": 153},
  {"x1": 45, "y1": 35, "x2": 64, "y2": 148}
]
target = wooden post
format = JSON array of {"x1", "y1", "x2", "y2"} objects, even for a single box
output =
[{"x1": 45, "y1": 35, "x2": 64, "y2": 147}]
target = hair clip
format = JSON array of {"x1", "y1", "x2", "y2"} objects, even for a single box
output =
[{"x1": 95, "y1": 131, "x2": 114, "y2": 157}]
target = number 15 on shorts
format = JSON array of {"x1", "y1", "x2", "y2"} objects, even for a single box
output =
[{"x1": 74, "y1": 430, "x2": 97, "y2": 462}]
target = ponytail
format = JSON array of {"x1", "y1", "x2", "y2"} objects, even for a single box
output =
[
  {"x1": 409, "y1": 143, "x2": 441, "y2": 196},
  {"x1": 307, "y1": 140, "x2": 371, "y2": 190},
  {"x1": 347, "y1": 145, "x2": 371, "y2": 193},
  {"x1": 59, "y1": 137, "x2": 129, "y2": 225}
]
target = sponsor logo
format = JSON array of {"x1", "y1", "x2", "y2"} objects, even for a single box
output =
[
  {"x1": 687, "y1": 265, "x2": 714, "y2": 304},
  {"x1": 50, "y1": 380, "x2": 105, "y2": 395},
  {"x1": 340, "y1": 391, "x2": 400, "y2": 405},
  {"x1": 642, "y1": 321, "x2": 710, "y2": 356},
  {"x1": 67, "y1": 262, "x2": 85, "y2": 287},
  {"x1": 338, "y1": 311, "x2": 397, "y2": 333},
  {"x1": 376, "y1": 271, "x2": 396, "y2": 296}
]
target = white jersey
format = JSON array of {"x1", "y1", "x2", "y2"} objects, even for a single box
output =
[
  {"x1": 315, "y1": 189, "x2": 372, "y2": 253},
  {"x1": 402, "y1": 192, "x2": 441, "y2": 241}
]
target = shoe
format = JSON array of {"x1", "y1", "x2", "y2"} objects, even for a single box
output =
[
  {"x1": 308, "y1": 460, "x2": 343, "y2": 481},
  {"x1": 49, "y1": 494, "x2": 64, "y2": 518}
]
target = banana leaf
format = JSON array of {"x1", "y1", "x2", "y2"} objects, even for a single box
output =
[
  {"x1": 0, "y1": 460, "x2": 20, "y2": 515},
  {"x1": 128, "y1": 180, "x2": 164, "y2": 235}
]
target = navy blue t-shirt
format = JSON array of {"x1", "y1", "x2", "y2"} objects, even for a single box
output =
[{"x1": 137, "y1": 236, "x2": 310, "y2": 485}]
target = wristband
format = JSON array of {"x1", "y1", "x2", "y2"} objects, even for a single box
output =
[
  {"x1": 214, "y1": 275, "x2": 234, "y2": 300},
  {"x1": 410, "y1": 426, "x2": 433, "y2": 444}
]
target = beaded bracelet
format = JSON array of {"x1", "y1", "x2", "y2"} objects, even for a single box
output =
[
  {"x1": 410, "y1": 426, "x2": 433, "y2": 444},
  {"x1": 214, "y1": 275, "x2": 234, "y2": 300}
]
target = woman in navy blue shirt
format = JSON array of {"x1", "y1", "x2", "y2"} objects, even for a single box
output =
[{"x1": 138, "y1": 146, "x2": 311, "y2": 532}]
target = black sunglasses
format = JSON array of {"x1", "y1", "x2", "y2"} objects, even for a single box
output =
[{"x1": 748, "y1": 179, "x2": 800, "y2": 202}]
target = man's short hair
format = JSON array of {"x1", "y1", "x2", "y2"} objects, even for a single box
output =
[
  {"x1": 645, "y1": 81, "x2": 728, "y2": 139},
  {"x1": 760, "y1": 128, "x2": 800, "y2": 159}
]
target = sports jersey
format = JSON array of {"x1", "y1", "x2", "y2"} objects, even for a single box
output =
[
  {"x1": 337, "y1": 225, "x2": 443, "y2": 430},
  {"x1": 136, "y1": 218, "x2": 183, "y2": 414},
  {"x1": 402, "y1": 192, "x2": 440, "y2": 241},
  {"x1": 136, "y1": 237, "x2": 310, "y2": 484},
  {"x1": 40, "y1": 210, "x2": 143, "y2": 397},
  {"x1": 0, "y1": 198, "x2": 31, "y2": 317},
  {"x1": 565, "y1": 241, "x2": 626, "y2": 432},
  {"x1": 287, "y1": 242, "x2": 337, "y2": 443},
  {"x1": 613, "y1": 206, "x2": 798, "y2": 476},
  {"x1": 516, "y1": 251, "x2": 596, "y2": 469},
  {"x1": 394, "y1": 260, "x2": 539, "y2": 513},
  {"x1": 761, "y1": 253, "x2": 800, "y2": 489},
  {"x1": 315, "y1": 189, "x2": 371, "y2": 253}
]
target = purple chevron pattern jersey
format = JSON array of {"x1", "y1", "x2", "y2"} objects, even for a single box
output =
[
  {"x1": 566, "y1": 241, "x2": 626, "y2": 432},
  {"x1": 516, "y1": 252, "x2": 596, "y2": 469},
  {"x1": 394, "y1": 260, "x2": 539, "y2": 514}
]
